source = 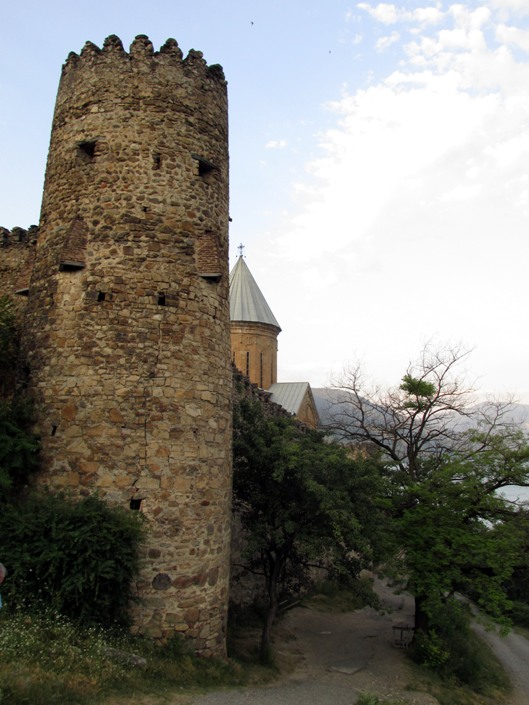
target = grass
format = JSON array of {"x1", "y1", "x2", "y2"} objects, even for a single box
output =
[
  {"x1": 0, "y1": 608, "x2": 248, "y2": 705},
  {"x1": 356, "y1": 695, "x2": 408, "y2": 705}
]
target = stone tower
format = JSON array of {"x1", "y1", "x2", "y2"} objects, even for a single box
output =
[
  {"x1": 229, "y1": 255, "x2": 281, "y2": 390},
  {"x1": 22, "y1": 35, "x2": 232, "y2": 655}
]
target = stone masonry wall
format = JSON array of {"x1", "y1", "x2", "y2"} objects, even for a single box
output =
[
  {"x1": 21, "y1": 35, "x2": 232, "y2": 655},
  {"x1": 231, "y1": 321, "x2": 279, "y2": 390},
  {"x1": 0, "y1": 226, "x2": 38, "y2": 309}
]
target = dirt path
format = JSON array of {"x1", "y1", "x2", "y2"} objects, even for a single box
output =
[
  {"x1": 471, "y1": 621, "x2": 529, "y2": 705},
  {"x1": 181, "y1": 581, "x2": 529, "y2": 705},
  {"x1": 191, "y1": 580, "x2": 438, "y2": 705}
]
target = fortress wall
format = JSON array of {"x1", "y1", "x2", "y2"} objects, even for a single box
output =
[{"x1": 21, "y1": 35, "x2": 232, "y2": 654}]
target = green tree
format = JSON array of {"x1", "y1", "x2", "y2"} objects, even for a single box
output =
[
  {"x1": 232, "y1": 398, "x2": 385, "y2": 662},
  {"x1": 0, "y1": 295, "x2": 19, "y2": 388},
  {"x1": 0, "y1": 295, "x2": 39, "y2": 496},
  {"x1": 0, "y1": 398, "x2": 40, "y2": 495},
  {"x1": 330, "y1": 344, "x2": 529, "y2": 632}
]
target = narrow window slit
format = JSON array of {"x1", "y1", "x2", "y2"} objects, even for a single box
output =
[
  {"x1": 77, "y1": 140, "x2": 97, "y2": 162},
  {"x1": 97, "y1": 291, "x2": 106, "y2": 302},
  {"x1": 158, "y1": 294, "x2": 166, "y2": 306},
  {"x1": 192, "y1": 153, "x2": 217, "y2": 178},
  {"x1": 59, "y1": 261, "x2": 85, "y2": 272}
]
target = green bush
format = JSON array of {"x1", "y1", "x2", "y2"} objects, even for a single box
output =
[
  {"x1": 412, "y1": 628, "x2": 450, "y2": 670},
  {"x1": 0, "y1": 398, "x2": 40, "y2": 495},
  {"x1": 509, "y1": 600, "x2": 529, "y2": 628},
  {"x1": 0, "y1": 294, "x2": 40, "y2": 497},
  {"x1": 410, "y1": 599, "x2": 508, "y2": 693},
  {"x1": 0, "y1": 492, "x2": 144, "y2": 627}
]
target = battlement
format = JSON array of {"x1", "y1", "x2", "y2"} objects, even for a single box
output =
[{"x1": 62, "y1": 34, "x2": 225, "y2": 83}]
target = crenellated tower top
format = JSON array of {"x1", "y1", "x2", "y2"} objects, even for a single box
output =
[{"x1": 61, "y1": 34, "x2": 225, "y2": 82}]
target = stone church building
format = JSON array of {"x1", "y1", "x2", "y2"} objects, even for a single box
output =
[{"x1": 229, "y1": 253, "x2": 319, "y2": 429}]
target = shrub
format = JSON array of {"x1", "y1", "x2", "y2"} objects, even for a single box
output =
[
  {"x1": 410, "y1": 598, "x2": 508, "y2": 692},
  {"x1": 0, "y1": 492, "x2": 144, "y2": 627},
  {"x1": 412, "y1": 629, "x2": 450, "y2": 670},
  {"x1": 0, "y1": 293, "x2": 40, "y2": 497},
  {"x1": 0, "y1": 398, "x2": 40, "y2": 495},
  {"x1": 509, "y1": 600, "x2": 529, "y2": 628}
]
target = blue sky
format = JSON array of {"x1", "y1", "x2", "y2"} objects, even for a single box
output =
[{"x1": 2, "y1": 1, "x2": 529, "y2": 401}]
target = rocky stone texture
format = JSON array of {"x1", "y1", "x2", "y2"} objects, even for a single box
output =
[
  {"x1": 0, "y1": 226, "x2": 38, "y2": 304},
  {"x1": 231, "y1": 322, "x2": 279, "y2": 391},
  {"x1": 21, "y1": 35, "x2": 232, "y2": 655}
]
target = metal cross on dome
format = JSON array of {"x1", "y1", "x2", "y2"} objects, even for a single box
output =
[{"x1": 238, "y1": 243, "x2": 245, "y2": 257}]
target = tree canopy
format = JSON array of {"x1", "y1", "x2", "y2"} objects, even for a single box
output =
[{"x1": 330, "y1": 344, "x2": 529, "y2": 631}]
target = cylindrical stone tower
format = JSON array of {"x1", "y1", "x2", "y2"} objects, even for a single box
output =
[{"x1": 23, "y1": 35, "x2": 232, "y2": 655}]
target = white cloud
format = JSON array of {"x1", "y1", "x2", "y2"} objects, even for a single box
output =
[
  {"x1": 357, "y1": 3, "x2": 445, "y2": 28},
  {"x1": 489, "y1": 0, "x2": 529, "y2": 16},
  {"x1": 265, "y1": 139, "x2": 288, "y2": 149},
  {"x1": 448, "y1": 5, "x2": 491, "y2": 31},
  {"x1": 496, "y1": 23, "x2": 529, "y2": 51},
  {"x1": 410, "y1": 7, "x2": 445, "y2": 25},
  {"x1": 272, "y1": 1, "x2": 529, "y2": 396},
  {"x1": 376, "y1": 31, "x2": 400, "y2": 51},
  {"x1": 357, "y1": 2, "x2": 399, "y2": 24}
]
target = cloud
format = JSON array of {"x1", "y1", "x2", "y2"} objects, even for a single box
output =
[
  {"x1": 273, "y1": 0, "x2": 529, "y2": 396},
  {"x1": 489, "y1": 0, "x2": 529, "y2": 16},
  {"x1": 410, "y1": 7, "x2": 445, "y2": 26},
  {"x1": 376, "y1": 31, "x2": 400, "y2": 51},
  {"x1": 496, "y1": 23, "x2": 529, "y2": 51},
  {"x1": 265, "y1": 139, "x2": 288, "y2": 149},
  {"x1": 357, "y1": 2, "x2": 399, "y2": 25},
  {"x1": 357, "y1": 2, "x2": 445, "y2": 27}
]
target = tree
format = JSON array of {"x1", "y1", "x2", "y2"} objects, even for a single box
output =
[
  {"x1": 329, "y1": 344, "x2": 529, "y2": 632},
  {"x1": 0, "y1": 295, "x2": 19, "y2": 397},
  {"x1": 0, "y1": 295, "x2": 39, "y2": 496},
  {"x1": 0, "y1": 398, "x2": 40, "y2": 495},
  {"x1": 502, "y1": 508, "x2": 529, "y2": 627},
  {"x1": 232, "y1": 398, "x2": 385, "y2": 662}
]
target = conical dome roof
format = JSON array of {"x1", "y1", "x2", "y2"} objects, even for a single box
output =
[{"x1": 229, "y1": 257, "x2": 281, "y2": 331}]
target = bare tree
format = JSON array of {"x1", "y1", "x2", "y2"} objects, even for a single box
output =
[
  {"x1": 329, "y1": 343, "x2": 520, "y2": 483},
  {"x1": 328, "y1": 343, "x2": 529, "y2": 633}
]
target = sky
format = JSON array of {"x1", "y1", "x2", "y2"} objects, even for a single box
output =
[{"x1": 2, "y1": 0, "x2": 529, "y2": 401}]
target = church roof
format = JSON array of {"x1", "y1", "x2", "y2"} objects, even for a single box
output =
[
  {"x1": 229, "y1": 256, "x2": 281, "y2": 331},
  {"x1": 268, "y1": 382, "x2": 311, "y2": 416}
]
